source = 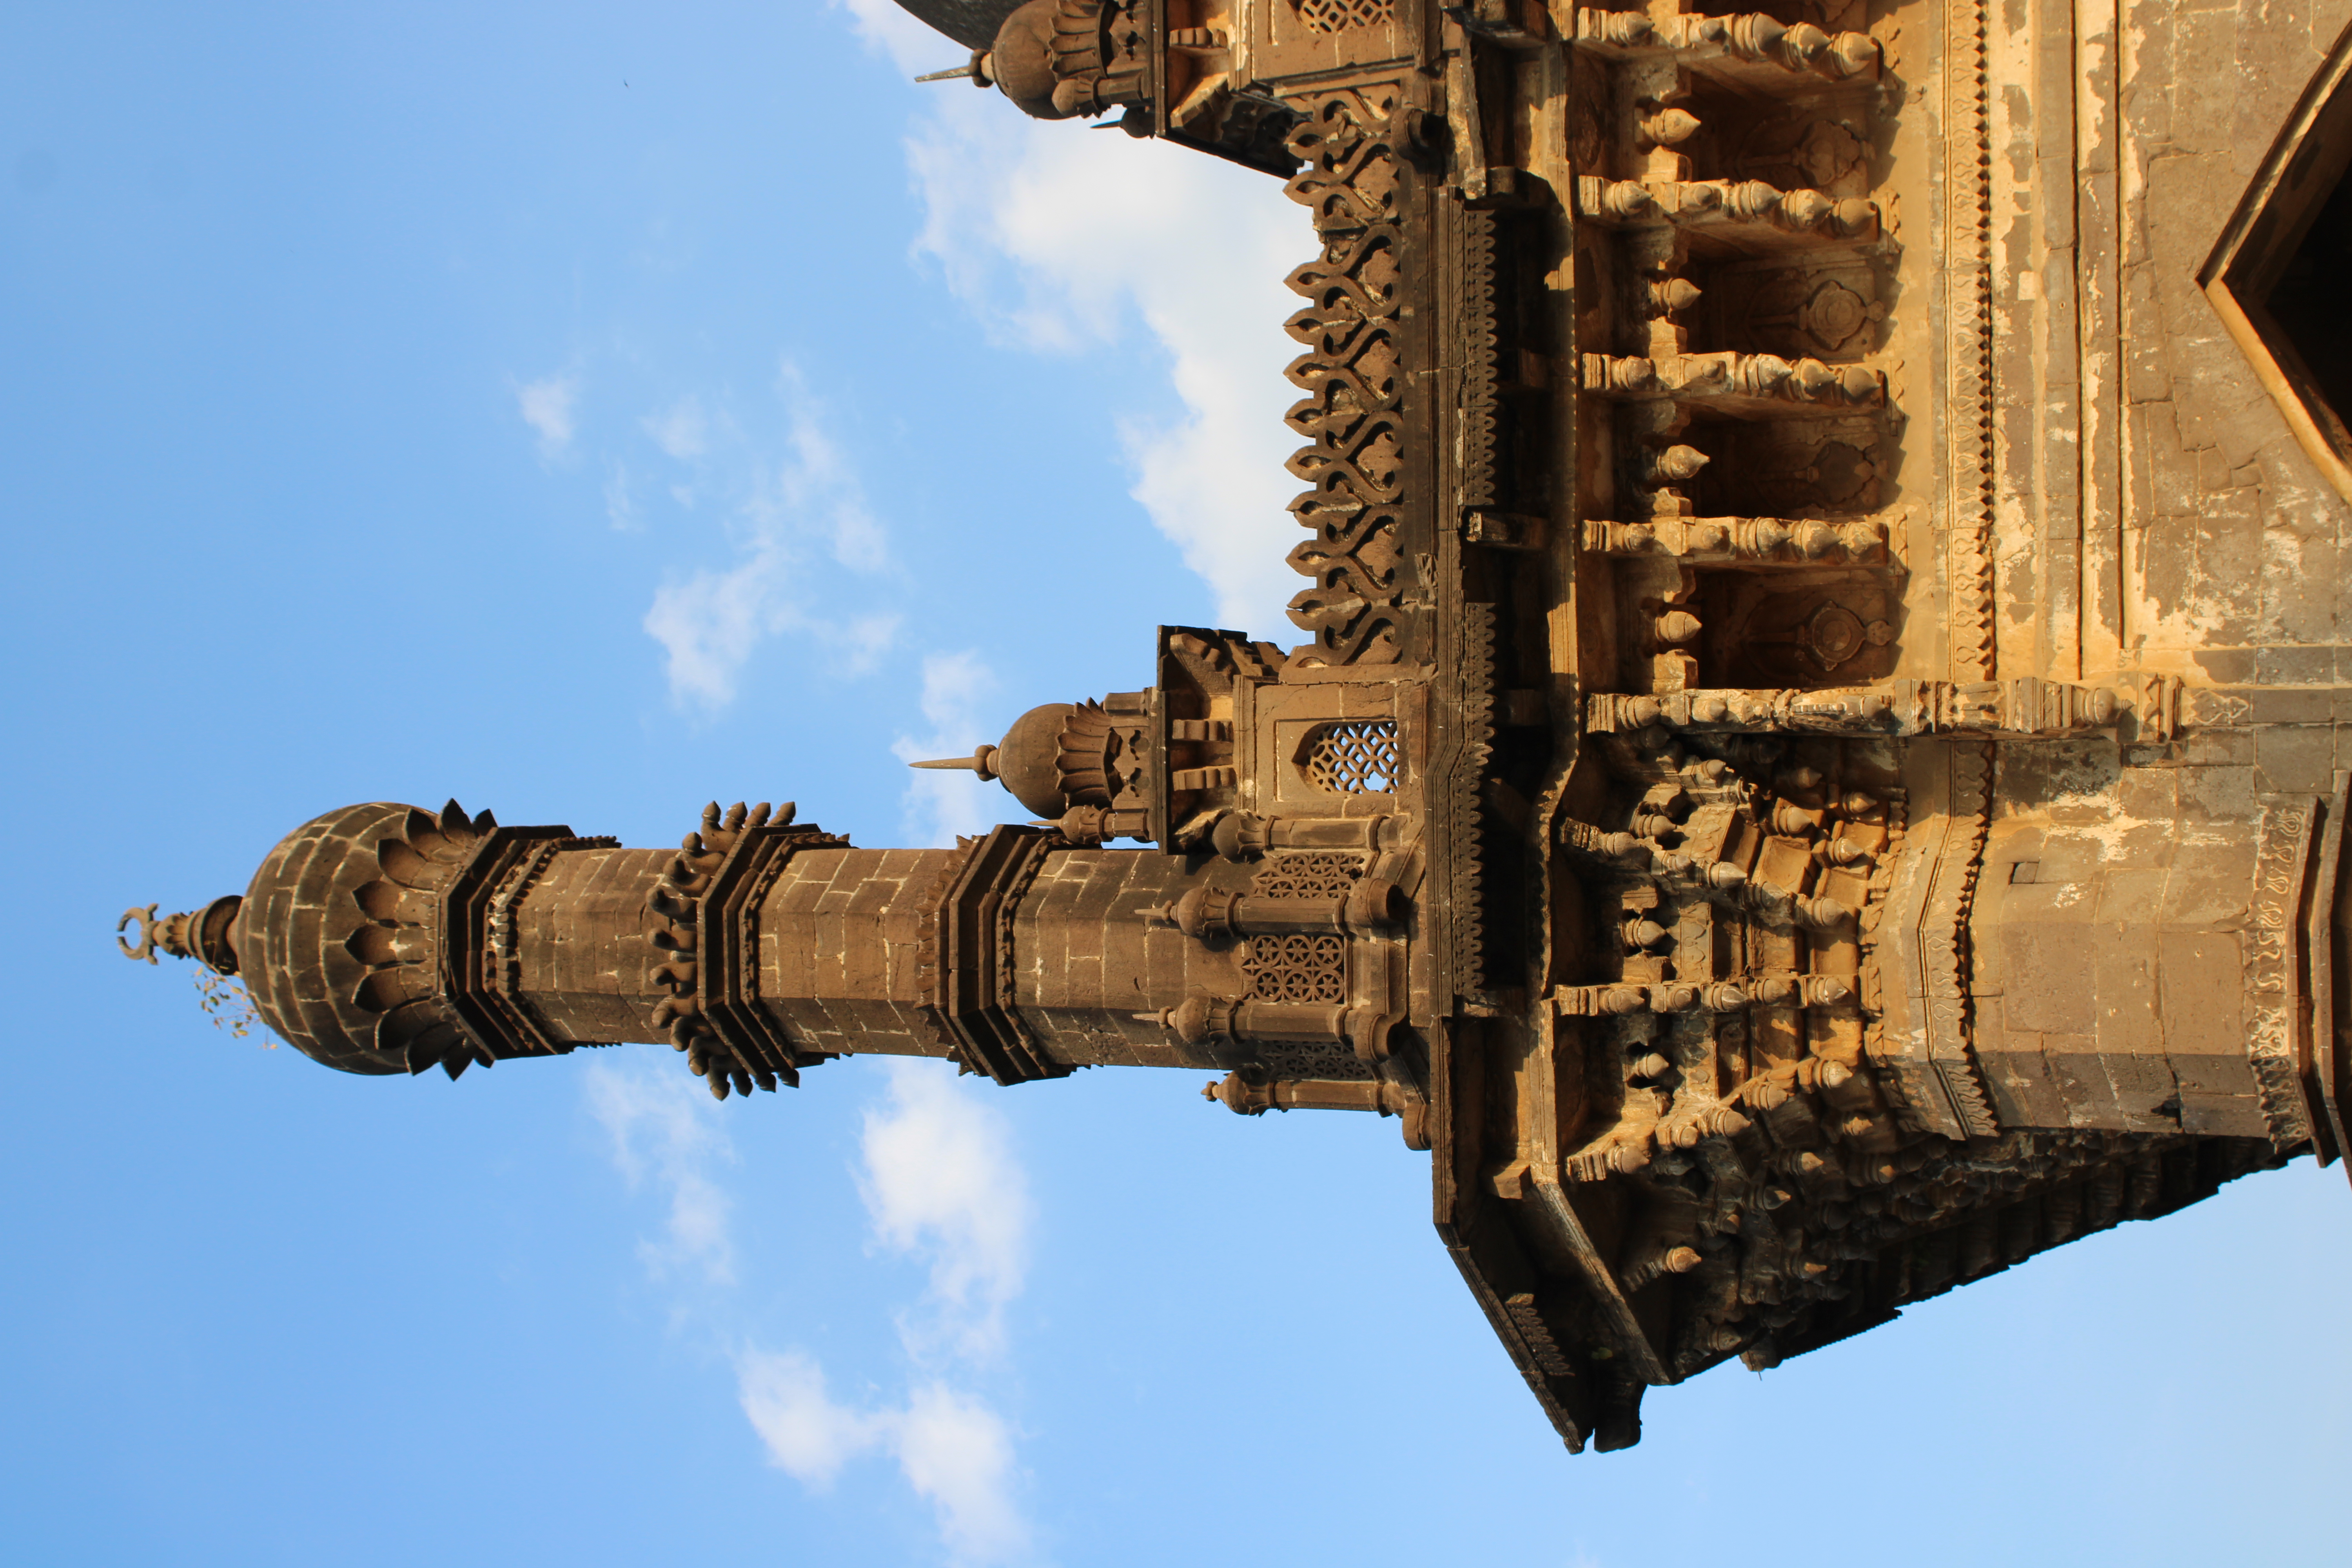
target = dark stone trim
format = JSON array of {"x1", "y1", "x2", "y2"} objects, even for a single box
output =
[
  {"x1": 441, "y1": 825, "x2": 594, "y2": 1060},
  {"x1": 701, "y1": 824, "x2": 850, "y2": 1087},
  {"x1": 924, "y1": 825, "x2": 1072, "y2": 1085}
]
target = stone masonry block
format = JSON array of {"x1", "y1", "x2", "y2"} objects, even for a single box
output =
[
  {"x1": 2045, "y1": 1034, "x2": 2128, "y2": 1126},
  {"x1": 2257, "y1": 724, "x2": 2337, "y2": 793}
]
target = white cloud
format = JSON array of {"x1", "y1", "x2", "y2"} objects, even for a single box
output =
[
  {"x1": 858, "y1": 1056, "x2": 1031, "y2": 1359},
  {"x1": 728, "y1": 1058, "x2": 1037, "y2": 1561},
  {"x1": 916, "y1": 648, "x2": 996, "y2": 730},
  {"x1": 604, "y1": 460, "x2": 640, "y2": 531},
  {"x1": 641, "y1": 363, "x2": 899, "y2": 711},
  {"x1": 894, "y1": 1381, "x2": 1030, "y2": 1564},
  {"x1": 738, "y1": 1361, "x2": 1029, "y2": 1566},
  {"x1": 738, "y1": 1347, "x2": 884, "y2": 1490},
  {"x1": 587, "y1": 1054, "x2": 1038, "y2": 1562},
  {"x1": 836, "y1": 610, "x2": 905, "y2": 670},
  {"x1": 516, "y1": 371, "x2": 580, "y2": 456},
  {"x1": 643, "y1": 542, "x2": 795, "y2": 712},
  {"x1": 643, "y1": 395, "x2": 710, "y2": 460},
  {"x1": 583, "y1": 1063, "x2": 737, "y2": 1287},
  {"x1": 904, "y1": 90, "x2": 1309, "y2": 639},
  {"x1": 892, "y1": 650, "x2": 1004, "y2": 846}
]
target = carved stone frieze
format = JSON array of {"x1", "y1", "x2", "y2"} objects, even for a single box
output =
[
  {"x1": 1281, "y1": 83, "x2": 1420, "y2": 666},
  {"x1": 1941, "y1": 0, "x2": 1996, "y2": 683},
  {"x1": 1583, "y1": 514, "x2": 1889, "y2": 564},
  {"x1": 1586, "y1": 679, "x2": 2122, "y2": 739}
]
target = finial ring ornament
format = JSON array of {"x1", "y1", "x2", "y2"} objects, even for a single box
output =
[{"x1": 117, "y1": 904, "x2": 163, "y2": 964}]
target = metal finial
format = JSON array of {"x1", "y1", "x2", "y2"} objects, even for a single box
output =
[
  {"x1": 118, "y1": 905, "x2": 165, "y2": 964},
  {"x1": 915, "y1": 49, "x2": 993, "y2": 86},
  {"x1": 117, "y1": 895, "x2": 241, "y2": 973}
]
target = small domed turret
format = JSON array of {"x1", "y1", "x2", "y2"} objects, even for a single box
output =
[
  {"x1": 909, "y1": 699, "x2": 1124, "y2": 821},
  {"x1": 907, "y1": 0, "x2": 1154, "y2": 127},
  {"x1": 993, "y1": 701, "x2": 1084, "y2": 816}
]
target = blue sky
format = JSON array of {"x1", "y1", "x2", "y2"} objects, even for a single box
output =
[{"x1": 5, "y1": 4, "x2": 2348, "y2": 1564}]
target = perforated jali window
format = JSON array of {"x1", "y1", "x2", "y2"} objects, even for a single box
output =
[
  {"x1": 1241, "y1": 933, "x2": 1347, "y2": 1004},
  {"x1": 1237, "y1": 855, "x2": 1371, "y2": 1080},
  {"x1": 1251, "y1": 853, "x2": 1366, "y2": 898},
  {"x1": 1304, "y1": 720, "x2": 1399, "y2": 795},
  {"x1": 1294, "y1": 0, "x2": 1394, "y2": 34}
]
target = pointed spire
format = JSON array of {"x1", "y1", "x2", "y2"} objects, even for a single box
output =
[
  {"x1": 908, "y1": 744, "x2": 1000, "y2": 781},
  {"x1": 914, "y1": 46, "x2": 995, "y2": 86}
]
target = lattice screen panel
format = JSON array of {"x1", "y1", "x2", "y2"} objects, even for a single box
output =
[
  {"x1": 1294, "y1": 0, "x2": 1395, "y2": 34},
  {"x1": 1305, "y1": 720, "x2": 1399, "y2": 794}
]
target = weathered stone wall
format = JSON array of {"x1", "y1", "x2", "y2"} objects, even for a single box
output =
[
  {"x1": 2107, "y1": 0, "x2": 2351, "y2": 680},
  {"x1": 1958, "y1": 0, "x2": 2352, "y2": 1144},
  {"x1": 1968, "y1": 741, "x2": 2271, "y2": 1134},
  {"x1": 1975, "y1": 0, "x2": 2351, "y2": 688}
]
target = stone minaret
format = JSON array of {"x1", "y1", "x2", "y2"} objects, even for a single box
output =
[{"x1": 123, "y1": 646, "x2": 1428, "y2": 1125}]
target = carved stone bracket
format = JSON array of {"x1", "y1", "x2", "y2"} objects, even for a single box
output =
[
  {"x1": 1551, "y1": 979, "x2": 1848, "y2": 1015},
  {"x1": 1204, "y1": 1070, "x2": 1428, "y2": 1146},
  {"x1": 1156, "y1": 873, "x2": 1403, "y2": 939},
  {"x1": 1149, "y1": 990, "x2": 1397, "y2": 1066}
]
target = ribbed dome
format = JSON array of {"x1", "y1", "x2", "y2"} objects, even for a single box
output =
[
  {"x1": 234, "y1": 800, "x2": 490, "y2": 1077},
  {"x1": 893, "y1": 0, "x2": 1029, "y2": 51},
  {"x1": 994, "y1": 703, "x2": 1081, "y2": 818},
  {"x1": 984, "y1": 2, "x2": 1064, "y2": 118}
]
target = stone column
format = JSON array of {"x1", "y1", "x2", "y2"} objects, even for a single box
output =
[{"x1": 127, "y1": 798, "x2": 1327, "y2": 1102}]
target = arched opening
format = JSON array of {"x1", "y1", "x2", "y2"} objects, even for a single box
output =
[{"x1": 2201, "y1": 23, "x2": 2352, "y2": 500}]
